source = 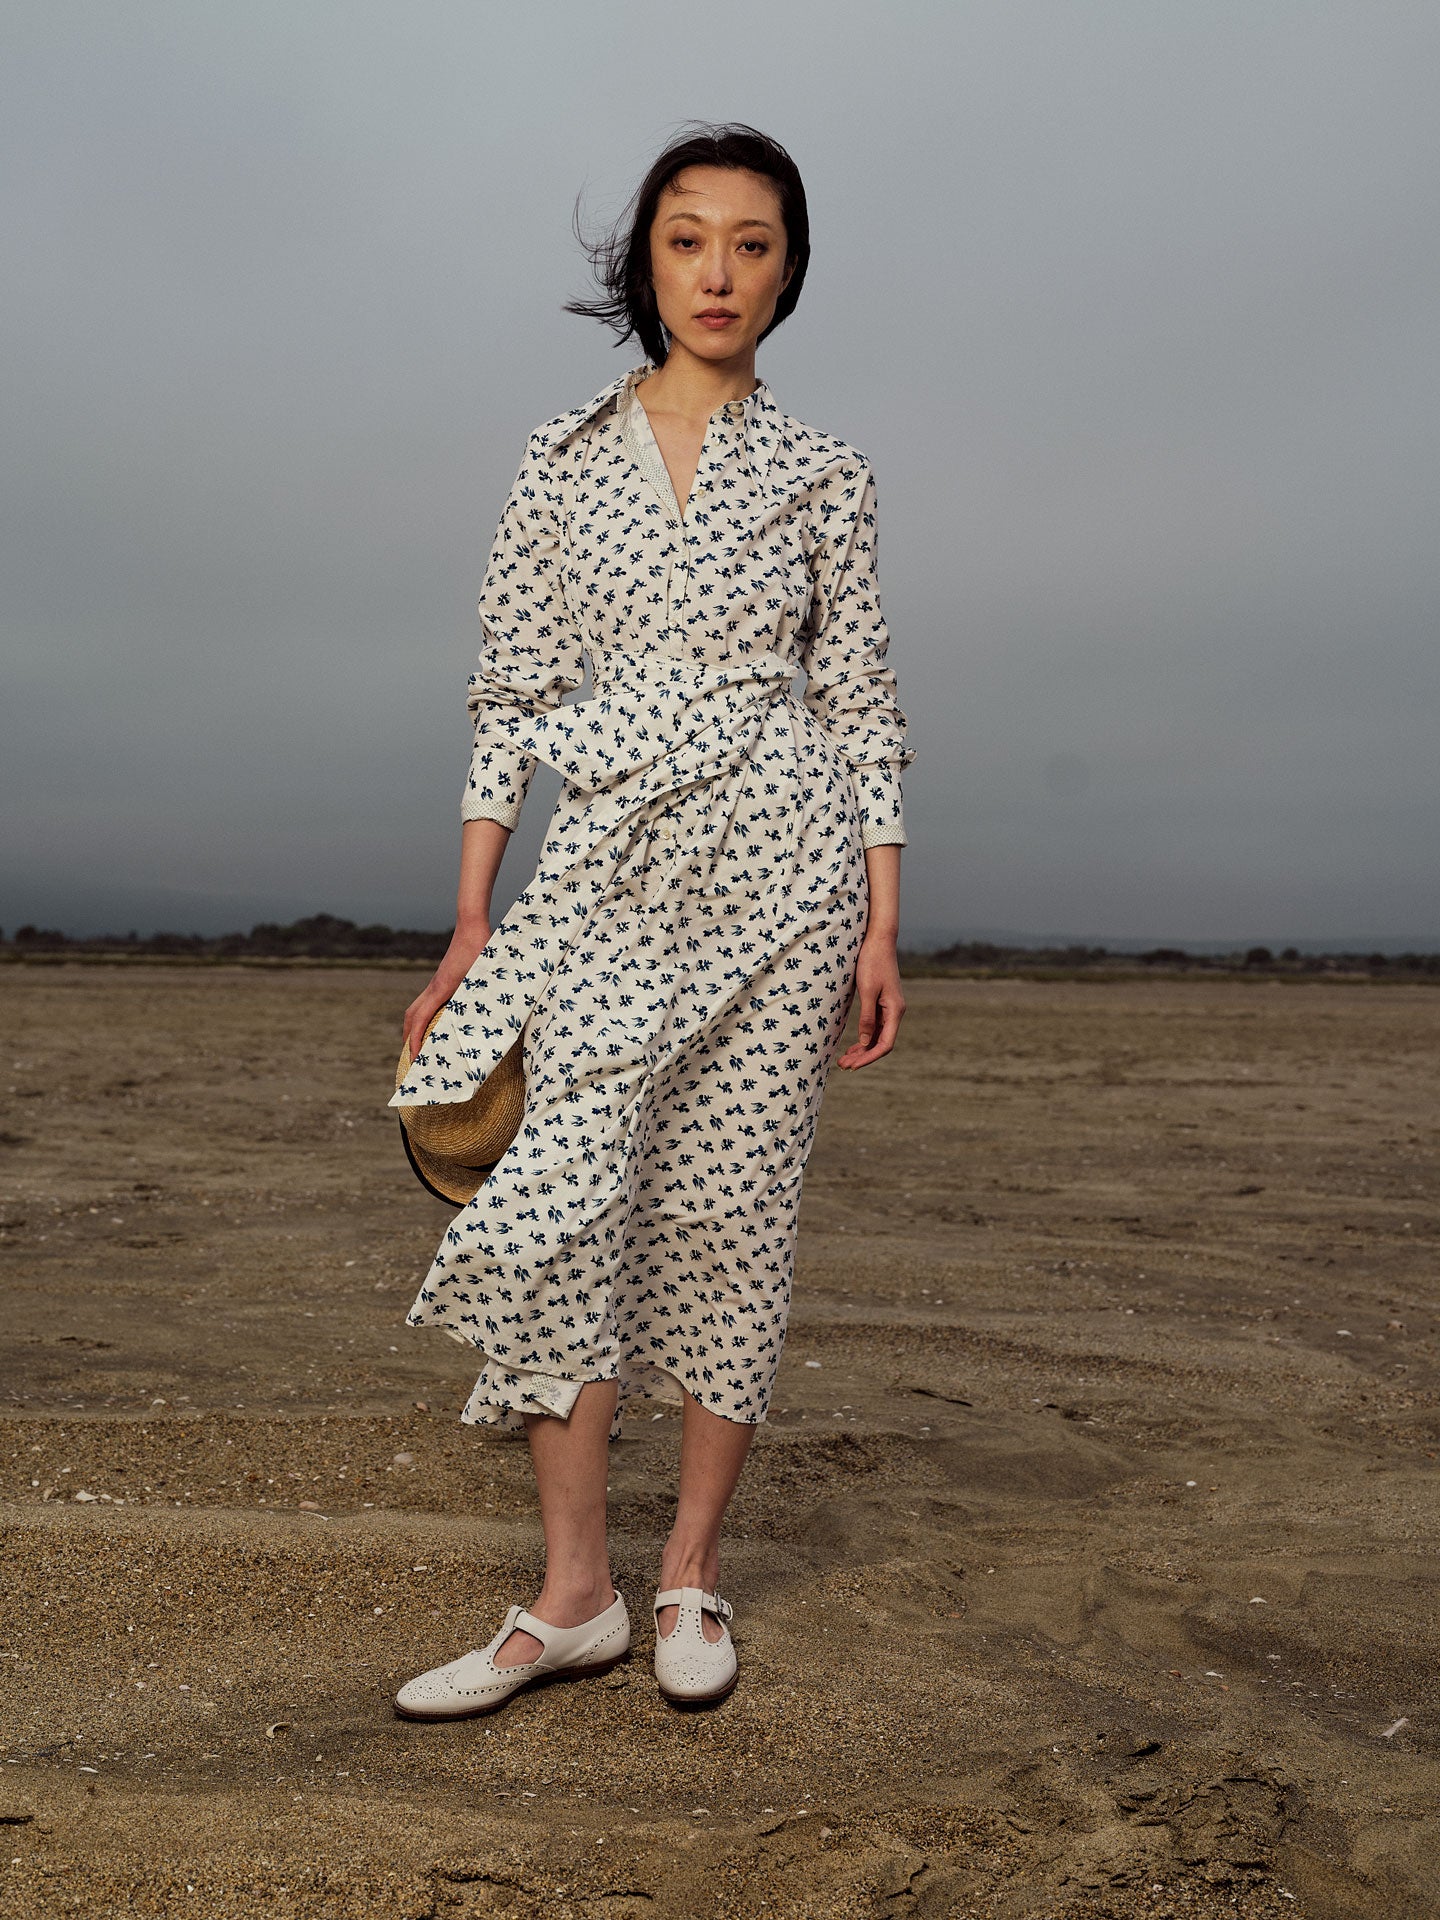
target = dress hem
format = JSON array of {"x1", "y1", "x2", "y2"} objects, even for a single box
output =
[{"x1": 406, "y1": 1318, "x2": 771, "y2": 1437}]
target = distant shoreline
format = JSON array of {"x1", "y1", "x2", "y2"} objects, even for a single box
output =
[{"x1": 2, "y1": 913, "x2": 1437, "y2": 982}]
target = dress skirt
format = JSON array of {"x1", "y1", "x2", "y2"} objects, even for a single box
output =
[{"x1": 394, "y1": 649, "x2": 870, "y2": 1435}]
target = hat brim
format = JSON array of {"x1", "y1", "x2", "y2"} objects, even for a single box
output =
[{"x1": 398, "y1": 1119, "x2": 498, "y2": 1207}]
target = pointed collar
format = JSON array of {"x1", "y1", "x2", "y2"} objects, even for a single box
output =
[{"x1": 536, "y1": 362, "x2": 783, "y2": 485}]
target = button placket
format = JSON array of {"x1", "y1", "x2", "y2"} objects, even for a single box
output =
[{"x1": 639, "y1": 798, "x2": 687, "y2": 904}]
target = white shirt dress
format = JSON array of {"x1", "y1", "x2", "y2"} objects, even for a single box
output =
[{"x1": 391, "y1": 363, "x2": 915, "y2": 1436}]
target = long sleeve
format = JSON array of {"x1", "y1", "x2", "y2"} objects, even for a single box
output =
[
  {"x1": 798, "y1": 460, "x2": 915, "y2": 847},
  {"x1": 461, "y1": 432, "x2": 587, "y2": 828}
]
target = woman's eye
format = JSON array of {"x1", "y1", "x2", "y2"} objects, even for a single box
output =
[{"x1": 670, "y1": 236, "x2": 767, "y2": 254}]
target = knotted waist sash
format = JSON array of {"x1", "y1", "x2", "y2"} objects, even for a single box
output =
[{"x1": 390, "y1": 648, "x2": 807, "y2": 1111}]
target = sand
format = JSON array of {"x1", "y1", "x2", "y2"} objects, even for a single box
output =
[{"x1": 0, "y1": 962, "x2": 1435, "y2": 1918}]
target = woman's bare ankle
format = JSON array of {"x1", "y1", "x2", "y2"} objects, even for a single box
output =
[
  {"x1": 659, "y1": 1540, "x2": 719, "y2": 1595},
  {"x1": 656, "y1": 1540, "x2": 724, "y2": 1643},
  {"x1": 532, "y1": 1571, "x2": 616, "y2": 1627}
]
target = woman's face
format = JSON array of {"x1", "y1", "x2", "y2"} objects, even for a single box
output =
[{"x1": 647, "y1": 165, "x2": 795, "y2": 366}]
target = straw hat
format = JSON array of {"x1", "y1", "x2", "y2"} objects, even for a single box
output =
[{"x1": 394, "y1": 1022, "x2": 526, "y2": 1206}]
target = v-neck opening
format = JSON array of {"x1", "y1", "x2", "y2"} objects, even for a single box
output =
[
  {"x1": 619, "y1": 374, "x2": 755, "y2": 528},
  {"x1": 621, "y1": 378, "x2": 693, "y2": 525}
]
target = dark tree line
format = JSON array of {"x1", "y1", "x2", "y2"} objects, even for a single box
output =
[
  {"x1": 2, "y1": 914, "x2": 450, "y2": 962},
  {"x1": 3, "y1": 918, "x2": 1437, "y2": 975},
  {"x1": 920, "y1": 940, "x2": 1440, "y2": 977}
]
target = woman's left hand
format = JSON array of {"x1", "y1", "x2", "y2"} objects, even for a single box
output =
[{"x1": 836, "y1": 933, "x2": 906, "y2": 1069}]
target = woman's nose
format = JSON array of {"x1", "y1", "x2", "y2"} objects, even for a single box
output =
[{"x1": 701, "y1": 249, "x2": 732, "y2": 295}]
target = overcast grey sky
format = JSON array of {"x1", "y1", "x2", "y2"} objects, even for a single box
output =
[{"x1": 3, "y1": 1, "x2": 1437, "y2": 945}]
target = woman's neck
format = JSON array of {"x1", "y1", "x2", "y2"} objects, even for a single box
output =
[{"x1": 639, "y1": 342, "x2": 758, "y2": 425}]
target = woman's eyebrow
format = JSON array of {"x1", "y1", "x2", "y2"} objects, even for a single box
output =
[{"x1": 662, "y1": 212, "x2": 779, "y2": 233}]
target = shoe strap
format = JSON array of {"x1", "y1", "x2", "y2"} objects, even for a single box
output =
[
  {"x1": 480, "y1": 1604, "x2": 541, "y2": 1669},
  {"x1": 513, "y1": 1607, "x2": 553, "y2": 1647},
  {"x1": 654, "y1": 1586, "x2": 732, "y2": 1624}
]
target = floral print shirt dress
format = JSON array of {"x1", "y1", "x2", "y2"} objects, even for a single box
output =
[{"x1": 392, "y1": 363, "x2": 915, "y2": 1435}]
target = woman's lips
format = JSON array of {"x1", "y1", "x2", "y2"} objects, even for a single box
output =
[{"x1": 696, "y1": 313, "x2": 738, "y2": 329}]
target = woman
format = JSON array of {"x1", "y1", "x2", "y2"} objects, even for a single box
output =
[{"x1": 390, "y1": 123, "x2": 914, "y2": 1717}]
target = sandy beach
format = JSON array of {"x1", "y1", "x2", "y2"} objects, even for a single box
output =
[{"x1": 1, "y1": 962, "x2": 1435, "y2": 1918}]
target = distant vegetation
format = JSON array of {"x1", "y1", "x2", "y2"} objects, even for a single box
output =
[
  {"x1": 1, "y1": 917, "x2": 1437, "y2": 977},
  {"x1": 0, "y1": 913, "x2": 449, "y2": 962},
  {"x1": 909, "y1": 940, "x2": 1440, "y2": 979}
]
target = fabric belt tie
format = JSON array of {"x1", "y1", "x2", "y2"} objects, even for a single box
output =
[{"x1": 391, "y1": 650, "x2": 809, "y2": 1112}]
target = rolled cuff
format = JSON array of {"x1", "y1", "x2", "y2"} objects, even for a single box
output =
[
  {"x1": 461, "y1": 791, "x2": 522, "y2": 829},
  {"x1": 851, "y1": 762, "x2": 908, "y2": 848},
  {"x1": 461, "y1": 739, "x2": 537, "y2": 828}
]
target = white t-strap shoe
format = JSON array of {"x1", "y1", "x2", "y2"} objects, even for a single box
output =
[
  {"x1": 394, "y1": 1591, "x2": 630, "y2": 1720},
  {"x1": 653, "y1": 1586, "x2": 737, "y2": 1705}
]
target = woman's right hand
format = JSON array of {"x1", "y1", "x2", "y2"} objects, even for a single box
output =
[
  {"x1": 401, "y1": 920, "x2": 492, "y2": 1064},
  {"x1": 403, "y1": 818, "x2": 513, "y2": 1064}
]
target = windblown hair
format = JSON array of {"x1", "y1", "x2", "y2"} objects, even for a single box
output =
[{"x1": 564, "y1": 122, "x2": 810, "y2": 366}]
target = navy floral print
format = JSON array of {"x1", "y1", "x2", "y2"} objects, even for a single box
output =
[{"x1": 392, "y1": 363, "x2": 914, "y2": 1434}]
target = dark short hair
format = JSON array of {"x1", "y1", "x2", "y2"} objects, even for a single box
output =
[{"x1": 565, "y1": 122, "x2": 810, "y2": 365}]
